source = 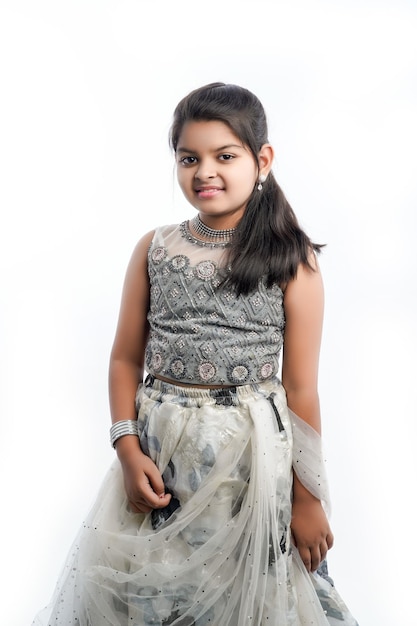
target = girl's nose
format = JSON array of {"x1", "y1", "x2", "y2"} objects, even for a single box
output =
[{"x1": 195, "y1": 160, "x2": 216, "y2": 180}]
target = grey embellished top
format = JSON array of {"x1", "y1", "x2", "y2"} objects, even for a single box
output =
[{"x1": 145, "y1": 222, "x2": 285, "y2": 386}]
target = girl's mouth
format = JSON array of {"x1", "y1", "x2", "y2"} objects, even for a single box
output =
[{"x1": 195, "y1": 187, "x2": 223, "y2": 199}]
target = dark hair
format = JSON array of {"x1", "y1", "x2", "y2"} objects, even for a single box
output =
[{"x1": 169, "y1": 82, "x2": 323, "y2": 295}]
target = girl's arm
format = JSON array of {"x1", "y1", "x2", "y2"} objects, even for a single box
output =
[
  {"x1": 282, "y1": 255, "x2": 334, "y2": 572},
  {"x1": 108, "y1": 230, "x2": 171, "y2": 513}
]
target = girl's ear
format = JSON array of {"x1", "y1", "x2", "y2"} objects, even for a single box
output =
[{"x1": 258, "y1": 143, "x2": 274, "y2": 177}]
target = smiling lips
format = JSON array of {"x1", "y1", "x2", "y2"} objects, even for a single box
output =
[{"x1": 195, "y1": 186, "x2": 224, "y2": 198}]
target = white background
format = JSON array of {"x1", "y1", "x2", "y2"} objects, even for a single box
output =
[{"x1": 1, "y1": 1, "x2": 416, "y2": 624}]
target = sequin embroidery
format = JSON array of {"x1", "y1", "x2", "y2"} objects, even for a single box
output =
[{"x1": 146, "y1": 223, "x2": 285, "y2": 386}]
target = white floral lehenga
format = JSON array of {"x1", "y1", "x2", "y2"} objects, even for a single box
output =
[{"x1": 33, "y1": 377, "x2": 359, "y2": 626}]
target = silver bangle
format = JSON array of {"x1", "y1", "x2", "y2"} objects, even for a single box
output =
[{"x1": 110, "y1": 420, "x2": 139, "y2": 448}]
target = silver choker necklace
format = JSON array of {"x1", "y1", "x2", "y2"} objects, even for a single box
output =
[{"x1": 191, "y1": 215, "x2": 236, "y2": 242}]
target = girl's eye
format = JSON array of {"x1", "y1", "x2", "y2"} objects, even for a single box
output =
[
  {"x1": 219, "y1": 154, "x2": 234, "y2": 161},
  {"x1": 179, "y1": 156, "x2": 197, "y2": 165}
]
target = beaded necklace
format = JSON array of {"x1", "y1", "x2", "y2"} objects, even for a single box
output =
[{"x1": 190, "y1": 215, "x2": 236, "y2": 243}]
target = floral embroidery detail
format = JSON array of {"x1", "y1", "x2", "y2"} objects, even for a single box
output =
[
  {"x1": 146, "y1": 226, "x2": 286, "y2": 386},
  {"x1": 196, "y1": 260, "x2": 217, "y2": 281},
  {"x1": 170, "y1": 358, "x2": 186, "y2": 378},
  {"x1": 160, "y1": 335, "x2": 170, "y2": 346},
  {"x1": 151, "y1": 246, "x2": 167, "y2": 264},
  {"x1": 169, "y1": 255, "x2": 190, "y2": 272},
  {"x1": 229, "y1": 364, "x2": 250, "y2": 384},
  {"x1": 151, "y1": 353, "x2": 163, "y2": 371},
  {"x1": 198, "y1": 361, "x2": 217, "y2": 382},
  {"x1": 259, "y1": 362, "x2": 274, "y2": 379}
]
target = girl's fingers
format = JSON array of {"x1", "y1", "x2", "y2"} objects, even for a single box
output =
[
  {"x1": 309, "y1": 546, "x2": 322, "y2": 572},
  {"x1": 299, "y1": 540, "x2": 330, "y2": 572},
  {"x1": 129, "y1": 488, "x2": 172, "y2": 514},
  {"x1": 141, "y1": 483, "x2": 172, "y2": 508}
]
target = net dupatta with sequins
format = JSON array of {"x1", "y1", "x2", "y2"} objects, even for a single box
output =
[{"x1": 290, "y1": 409, "x2": 332, "y2": 517}]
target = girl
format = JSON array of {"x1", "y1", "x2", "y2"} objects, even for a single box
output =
[{"x1": 33, "y1": 83, "x2": 358, "y2": 625}]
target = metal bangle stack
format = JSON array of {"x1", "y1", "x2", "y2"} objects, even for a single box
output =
[{"x1": 110, "y1": 420, "x2": 139, "y2": 448}]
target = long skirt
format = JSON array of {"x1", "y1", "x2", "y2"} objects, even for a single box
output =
[{"x1": 33, "y1": 377, "x2": 358, "y2": 626}]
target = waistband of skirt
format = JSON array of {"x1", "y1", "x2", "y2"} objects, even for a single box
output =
[{"x1": 143, "y1": 374, "x2": 282, "y2": 407}]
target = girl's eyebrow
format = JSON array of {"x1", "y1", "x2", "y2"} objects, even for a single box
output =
[{"x1": 176, "y1": 143, "x2": 244, "y2": 154}]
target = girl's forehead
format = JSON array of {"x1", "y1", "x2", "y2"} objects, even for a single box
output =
[{"x1": 176, "y1": 120, "x2": 243, "y2": 151}]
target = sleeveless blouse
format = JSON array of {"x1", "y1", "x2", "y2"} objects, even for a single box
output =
[{"x1": 145, "y1": 222, "x2": 285, "y2": 385}]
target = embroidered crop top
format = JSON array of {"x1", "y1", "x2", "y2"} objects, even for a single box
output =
[{"x1": 145, "y1": 222, "x2": 285, "y2": 386}]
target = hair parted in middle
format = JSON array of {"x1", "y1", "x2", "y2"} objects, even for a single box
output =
[{"x1": 170, "y1": 82, "x2": 323, "y2": 295}]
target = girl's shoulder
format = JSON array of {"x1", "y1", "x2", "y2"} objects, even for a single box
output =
[
  {"x1": 132, "y1": 223, "x2": 181, "y2": 255},
  {"x1": 151, "y1": 222, "x2": 182, "y2": 240},
  {"x1": 149, "y1": 222, "x2": 185, "y2": 250}
]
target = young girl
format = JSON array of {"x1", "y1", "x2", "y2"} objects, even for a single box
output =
[{"x1": 34, "y1": 83, "x2": 358, "y2": 625}]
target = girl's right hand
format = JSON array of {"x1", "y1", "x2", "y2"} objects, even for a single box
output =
[{"x1": 116, "y1": 438, "x2": 172, "y2": 514}]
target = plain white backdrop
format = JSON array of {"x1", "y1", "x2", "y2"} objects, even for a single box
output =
[{"x1": 1, "y1": 1, "x2": 416, "y2": 624}]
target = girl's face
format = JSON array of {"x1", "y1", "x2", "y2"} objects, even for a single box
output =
[{"x1": 175, "y1": 120, "x2": 259, "y2": 227}]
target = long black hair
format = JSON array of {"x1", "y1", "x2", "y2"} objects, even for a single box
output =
[{"x1": 169, "y1": 82, "x2": 323, "y2": 295}]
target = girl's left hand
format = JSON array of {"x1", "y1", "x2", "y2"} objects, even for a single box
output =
[{"x1": 291, "y1": 497, "x2": 334, "y2": 572}]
